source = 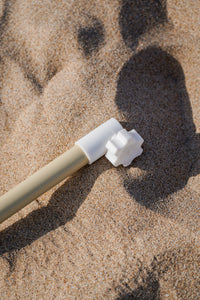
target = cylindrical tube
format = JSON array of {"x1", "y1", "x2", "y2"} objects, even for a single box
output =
[{"x1": 0, "y1": 145, "x2": 88, "y2": 224}]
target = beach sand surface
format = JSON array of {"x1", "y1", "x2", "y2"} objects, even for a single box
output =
[{"x1": 0, "y1": 1, "x2": 199, "y2": 299}]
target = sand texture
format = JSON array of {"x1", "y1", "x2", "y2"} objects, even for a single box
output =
[{"x1": 0, "y1": 0, "x2": 200, "y2": 299}]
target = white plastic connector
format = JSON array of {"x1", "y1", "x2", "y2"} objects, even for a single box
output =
[
  {"x1": 76, "y1": 118, "x2": 144, "y2": 166},
  {"x1": 105, "y1": 129, "x2": 144, "y2": 167},
  {"x1": 76, "y1": 118, "x2": 123, "y2": 164}
]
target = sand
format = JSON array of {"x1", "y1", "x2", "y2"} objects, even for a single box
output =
[{"x1": 0, "y1": 0, "x2": 199, "y2": 299}]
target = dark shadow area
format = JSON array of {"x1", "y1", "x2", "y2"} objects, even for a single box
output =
[
  {"x1": 117, "y1": 244, "x2": 199, "y2": 300},
  {"x1": 119, "y1": 0, "x2": 168, "y2": 50},
  {"x1": 26, "y1": 72, "x2": 44, "y2": 93},
  {"x1": 0, "y1": 0, "x2": 11, "y2": 33},
  {"x1": 78, "y1": 17, "x2": 105, "y2": 57},
  {"x1": 115, "y1": 46, "x2": 200, "y2": 210},
  {"x1": 117, "y1": 272, "x2": 160, "y2": 300},
  {"x1": 0, "y1": 160, "x2": 109, "y2": 259}
]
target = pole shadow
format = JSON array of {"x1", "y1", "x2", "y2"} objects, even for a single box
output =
[{"x1": 0, "y1": 160, "x2": 109, "y2": 257}]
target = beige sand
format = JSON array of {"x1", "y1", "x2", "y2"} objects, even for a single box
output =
[{"x1": 0, "y1": 0, "x2": 199, "y2": 299}]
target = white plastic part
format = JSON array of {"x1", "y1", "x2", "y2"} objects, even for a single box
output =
[
  {"x1": 75, "y1": 118, "x2": 144, "y2": 166},
  {"x1": 76, "y1": 118, "x2": 123, "y2": 164},
  {"x1": 105, "y1": 128, "x2": 144, "y2": 167}
]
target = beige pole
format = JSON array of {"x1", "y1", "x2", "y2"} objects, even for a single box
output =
[
  {"x1": 0, "y1": 145, "x2": 88, "y2": 224},
  {"x1": 0, "y1": 118, "x2": 144, "y2": 225}
]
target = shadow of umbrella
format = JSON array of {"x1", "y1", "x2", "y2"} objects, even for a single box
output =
[{"x1": 115, "y1": 46, "x2": 199, "y2": 210}]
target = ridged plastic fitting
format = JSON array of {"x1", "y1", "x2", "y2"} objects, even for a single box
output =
[
  {"x1": 76, "y1": 118, "x2": 123, "y2": 164},
  {"x1": 75, "y1": 118, "x2": 144, "y2": 166},
  {"x1": 105, "y1": 129, "x2": 144, "y2": 167}
]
